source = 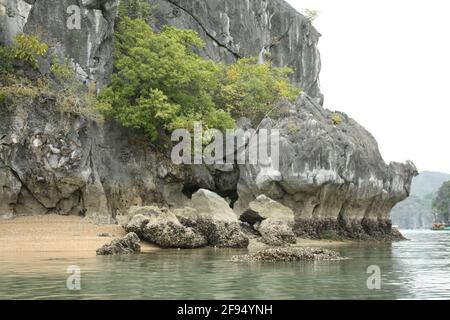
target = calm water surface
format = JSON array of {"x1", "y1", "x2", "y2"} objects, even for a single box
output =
[{"x1": 0, "y1": 230, "x2": 449, "y2": 299}]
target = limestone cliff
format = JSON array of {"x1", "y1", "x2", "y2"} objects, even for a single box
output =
[
  {"x1": 0, "y1": 0, "x2": 417, "y2": 240},
  {"x1": 0, "y1": 0, "x2": 119, "y2": 88},
  {"x1": 234, "y1": 95, "x2": 417, "y2": 239}
]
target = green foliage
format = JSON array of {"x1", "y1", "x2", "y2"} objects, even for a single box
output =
[
  {"x1": 13, "y1": 34, "x2": 48, "y2": 68},
  {"x1": 331, "y1": 113, "x2": 343, "y2": 125},
  {"x1": 99, "y1": 14, "x2": 302, "y2": 141},
  {"x1": 50, "y1": 56, "x2": 73, "y2": 81},
  {"x1": 432, "y1": 181, "x2": 450, "y2": 222},
  {"x1": 0, "y1": 46, "x2": 15, "y2": 76},
  {"x1": 218, "y1": 58, "x2": 301, "y2": 125},
  {"x1": 287, "y1": 121, "x2": 300, "y2": 135},
  {"x1": 49, "y1": 56, "x2": 104, "y2": 122},
  {"x1": 98, "y1": 16, "x2": 235, "y2": 140},
  {"x1": 0, "y1": 36, "x2": 103, "y2": 122}
]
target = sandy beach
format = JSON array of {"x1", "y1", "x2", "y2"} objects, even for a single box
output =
[
  {"x1": 0, "y1": 214, "x2": 158, "y2": 258},
  {"x1": 0, "y1": 214, "x2": 348, "y2": 260}
]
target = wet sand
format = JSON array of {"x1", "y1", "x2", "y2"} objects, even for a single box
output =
[
  {"x1": 0, "y1": 215, "x2": 347, "y2": 259},
  {"x1": 0, "y1": 214, "x2": 158, "y2": 258}
]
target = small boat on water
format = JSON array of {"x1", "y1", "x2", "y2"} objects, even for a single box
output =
[{"x1": 431, "y1": 223, "x2": 450, "y2": 231}]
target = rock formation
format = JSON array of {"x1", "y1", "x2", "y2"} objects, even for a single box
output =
[
  {"x1": 96, "y1": 232, "x2": 141, "y2": 255},
  {"x1": 0, "y1": 0, "x2": 119, "y2": 87},
  {"x1": 124, "y1": 190, "x2": 249, "y2": 248},
  {"x1": 235, "y1": 94, "x2": 417, "y2": 239},
  {"x1": 0, "y1": 0, "x2": 417, "y2": 241},
  {"x1": 241, "y1": 195, "x2": 296, "y2": 246},
  {"x1": 231, "y1": 247, "x2": 343, "y2": 263}
]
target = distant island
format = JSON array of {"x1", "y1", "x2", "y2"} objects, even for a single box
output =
[{"x1": 391, "y1": 171, "x2": 450, "y2": 229}]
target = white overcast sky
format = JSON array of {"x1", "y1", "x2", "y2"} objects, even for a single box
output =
[{"x1": 285, "y1": 0, "x2": 450, "y2": 174}]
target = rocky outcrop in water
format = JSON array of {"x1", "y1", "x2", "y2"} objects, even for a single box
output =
[
  {"x1": 234, "y1": 94, "x2": 417, "y2": 240},
  {"x1": 125, "y1": 206, "x2": 208, "y2": 248},
  {"x1": 125, "y1": 190, "x2": 249, "y2": 248},
  {"x1": 231, "y1": 247, "x2": 343, "y2": 262},
  {"x1": 96, "y1": 232, "x2": 141, "y2": 255},
  {"x1": 240, "y1": 195, "x2": 296, "y2": 246}
]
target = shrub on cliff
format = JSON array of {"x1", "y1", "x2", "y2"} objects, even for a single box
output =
[
  {"x1": 0, "y1": 34, "x2": 102, "y2": 121},
  {"x1": 98, "y1": 12, "x2": 301, "y2": 141},
  {"x1": 218, "y1": 58, "x2": 300, "y2": 124},
  {"x1": 97, "y1": 17, "x2": 235, "y2": 140}
]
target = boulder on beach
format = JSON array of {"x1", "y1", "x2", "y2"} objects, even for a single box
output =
[
  {"x1": 125, "y1": 209, "x2": 207, "y2": 249},
  {"x1": 256, "y1": 219, "x2": 297, "y2": 246},
  {"x1": 240, "y1": 196, "x2": 296, "y2": 246},
  {"x1": 96, "y1": 232, "x2": 141, "y2": 255},
  {"x1": 231, "y1": 247, "x2": 343, "y2": 262},
  {"x1": 190, "y1": 189, "x2": 249, "y2": 248},
  {"x1": 240, "y1": 195, "x2": 294, "y2": 225}
]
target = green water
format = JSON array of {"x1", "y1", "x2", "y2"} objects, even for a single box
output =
[{"x1": 0, "y1": 230, "x2": 449, "y2": 299}]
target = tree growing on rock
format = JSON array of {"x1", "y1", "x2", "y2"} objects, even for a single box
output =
[
  {"x1": 97, "y1": 7, "x2": 301, "y2": 142},
  {"x1": 432, "y1": 181, "x2": 450, "y2": 223}
]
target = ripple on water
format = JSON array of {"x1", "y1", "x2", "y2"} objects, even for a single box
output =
[{"x1": 0, "y1": 231, "x2": 449, "y2": 299}]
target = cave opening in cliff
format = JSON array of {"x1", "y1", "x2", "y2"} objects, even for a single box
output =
[
  {"x1": 182, "y1": 184, "x2": 201, "y2": 198},
  {"x1": 182, "y1": 183, "x2": 239, "y2": 208}
]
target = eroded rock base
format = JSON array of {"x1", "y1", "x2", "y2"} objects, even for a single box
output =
[{"x1": 294, "y1": 218, "x2": 405, "y2": 241}]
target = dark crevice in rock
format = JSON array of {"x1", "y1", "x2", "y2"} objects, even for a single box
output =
[
  {"x1": 164, "y1": 0, "x2": 242, "y2": 59},
  {"x1": 182, "y1": 183, "x2": 200, "y2": 198},
  {"x1": 2, "y1": 164, "x2": 48, "y2": 212}
]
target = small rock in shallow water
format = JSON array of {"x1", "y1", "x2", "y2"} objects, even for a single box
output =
[
  {"x1": 230, "y1": 247, "x2": 344, "y2": 262},
  {"x1": 97, "y1": 233, "x2": 114, "y2": 237},
  {"x1": 96, "y1": 232, "x2": 141, "y2": 255}
]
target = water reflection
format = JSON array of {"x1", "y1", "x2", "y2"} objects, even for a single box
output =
[{"x1": 0, "y1": 231, "x2": 448, "y2": 299}]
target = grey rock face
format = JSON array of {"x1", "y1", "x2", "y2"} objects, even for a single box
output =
[
  {"x1": 240, "y1": 194, "x2": 294, "y2": 225},
  {"x1": 1, "y1": 0, "x2": 119, "y2": 87},
  {"x1": 235, "y1": 94, "x2": 418, "y2": 240},
  {"x1": 190, "y1": 189, "x2": 249, "y2": 248},
  {"x1": 96, "y1": 232, "x2": 141, "y2": 255},
  {"x1": 0, "y1": 0, "x2": 32, "y2": 45},
  {"x1": 125, "y1": 210, "x2": 208, "y2": 249},
  {"x1": 142, "y1": 214, "x2": 208, "y2": 249},
  {"x1": 256, "y1": 219, "x2": 296, "y2": 246},
  {"x1": 240, "y1": 195, "x2": 296, "y2": 246},
  {"x1": 0, "y1": 95, "x2": 208, "y2": 223},
  {"x1": 149, "y1": 0, "x2": 322, "y2": 103},
  {"x1": 191, "y1": 189, "x2": 238, "y2": 222},
  {"x1": 0, "y1": 0, "x2": 418, "y2": 242}
]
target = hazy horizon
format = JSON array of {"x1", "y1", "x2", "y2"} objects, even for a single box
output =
[{"x1": 286, "y1": 0, "x2": 450, "y2": 174}]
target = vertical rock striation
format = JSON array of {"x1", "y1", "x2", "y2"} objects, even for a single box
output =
[{"x1": 0, "y1": 0, "x2": 119, "y2": 87}]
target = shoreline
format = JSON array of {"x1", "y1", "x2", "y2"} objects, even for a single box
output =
[
  {"x1": 0, "y1": 215, "x2": 351, "y2": 260},
  {"x1": 0, "y1": 214, "x2": 158, "y2": 258}
]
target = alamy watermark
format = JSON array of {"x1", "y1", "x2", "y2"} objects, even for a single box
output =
[
  {"x1": 171, "y1": 121, "x2": 280, "y2": 170},
  {"x1": 366, "y1": 265, "x2": 381, "y2": 290},
  {"x1": 66, "y1": 265, "x2": 81, "y2": 290}
]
